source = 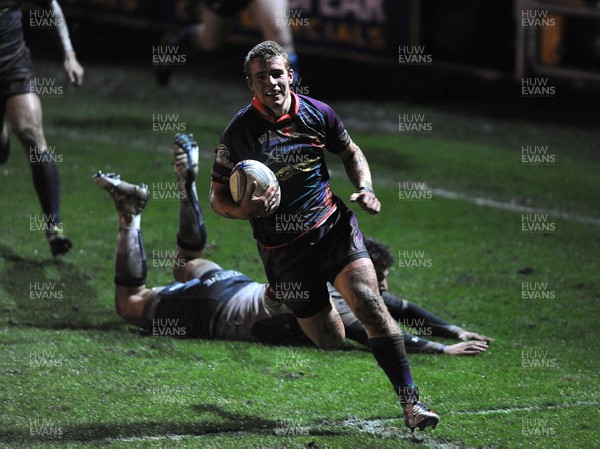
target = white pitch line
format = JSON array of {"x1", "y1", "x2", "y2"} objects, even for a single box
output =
[
  {"x1": 429, "y1": 186, "x2": 600, "y2": 226},
  {"x1": 448, "y1": 400, "x2": 599, "y2": 416},
  {"x1": 84, "y1": 401, "x2": 599, "y2": 446},
  {"x1": 328, "y1": 169, "x2": 600, "y2": 226},
  {"x1": 47, "y1": 126, "x2": 600, "y2": 227}
]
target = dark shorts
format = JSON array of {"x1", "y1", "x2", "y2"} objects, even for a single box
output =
[
  {"x1": 203, "y1": 0, "x2": 252, "y2": 16},
  {"x1": 258, "y1": 199, "x2": 369, "y2": 319},
  {"x1": 0, "y1": 47, "x2": 35, "y2": 106}
]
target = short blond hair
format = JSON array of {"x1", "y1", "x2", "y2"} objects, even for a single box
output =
[{"x1": 244, "y1": 40, "x2": 291, "y2": 77}]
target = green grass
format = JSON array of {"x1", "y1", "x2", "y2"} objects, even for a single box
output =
[{"x1": 0, "y1": 61, "x2": 598, "y2": 448}]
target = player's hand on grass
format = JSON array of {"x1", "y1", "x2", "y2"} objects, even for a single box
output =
[
  {"x1": 241, "y1": 182, "x2": 279, "y2": 219},
  {"x1": 444, "y1": 340, "x2": 488, "y2": 356},
  {"x1": 64, "y1": 51, "x2": 84, "y2": 86},
  {"x1": 457, "y1": 329, "x2": 494, "y2": 344},
  {"x1": 349, "y1": 190, "x2": 381, "y2": 215}
]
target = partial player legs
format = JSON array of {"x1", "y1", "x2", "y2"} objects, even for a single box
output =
[
  {"x1": 155, "y1": 8, "x2": 236, "y2": 86},
  {"x1": 296, "y1": 300, "x2": 345, "y2": 350},
  {"x1": 250, "y1": 0, "x2": 295, "y2": 54},
  {"x1": 334, "y1": 258, "x2": 398, "y2": 338},
  {"x1": 0, "y1": 111, "x2": 10, "y2": 164},
  {"x1": 172, "y1": 133, "x2": 219, "y2": 282},
  {"x1": 334, "y1": 257, "x2": 439, "y2": 431},
  {"x1": 188, "y1": 6, "x2": 236, "y2": 52},
  {"x1": 94, "y1": 171, "x2": 154, "y2": 326},
  {"x1": 5, "y1": 93, "x2": 71, "y2": 256}
]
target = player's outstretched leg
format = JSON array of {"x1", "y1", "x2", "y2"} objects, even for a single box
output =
[
  {"x1": 94, "y1": 171, "x2": 149, "y2": 287},
  {"x1": 173, "y1": 133, "x2": 206, "y2": 254},
  {"x1": 400, "y1": 385, "x2": 440, "y2": 433},
  {"x1": 94, "y1": 171, "x2": 153, "y2": 325}
]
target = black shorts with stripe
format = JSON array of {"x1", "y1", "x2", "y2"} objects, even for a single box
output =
[{"x1": 258, "y1": 198, "x2": 369, "y2": 318}]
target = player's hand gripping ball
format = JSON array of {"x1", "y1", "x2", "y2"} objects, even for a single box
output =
[{"x1": 230, "y1": 160, "x2": 281, "y2": 216}]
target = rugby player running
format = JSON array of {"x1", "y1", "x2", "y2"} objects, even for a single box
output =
[{"x1": 209, "y1": 41, "x2": 440, "y2": 431}]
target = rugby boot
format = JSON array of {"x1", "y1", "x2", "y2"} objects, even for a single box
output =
[
  {"x1": 93, "y1": 171, "x2": 148, "y2": 216},
  {"x1": 173, "y1": 133, "x2": 199, "y2": 190},
  {"x1": 399, "y1": 385, "x2": 440, "y2": 433}
]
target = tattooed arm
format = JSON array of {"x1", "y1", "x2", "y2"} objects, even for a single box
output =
[{"x1": 337, "y1": 141, "x2": 381, "y2": 214}]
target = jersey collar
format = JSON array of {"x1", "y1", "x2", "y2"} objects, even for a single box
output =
[{"x1": 252, "y1": 91, "x2": 300, "y2": 124}]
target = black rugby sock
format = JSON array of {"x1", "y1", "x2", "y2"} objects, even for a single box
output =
[
  {"x1": 177, "y1": 182, "x2": 207, "y2": 251},
  {"x1": 369, "y1": 334, "x2": 414, "y2": 397},
  {"x1": 30, "y1": 156, "x2": 61, "y2": 228}
]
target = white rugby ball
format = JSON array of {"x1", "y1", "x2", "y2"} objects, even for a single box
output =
[{"x1": 230, "y1": 159, "x2": 281, "y2": 215}]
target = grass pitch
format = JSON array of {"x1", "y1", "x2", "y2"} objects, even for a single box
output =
[{"x1": 0, "y1": 60, "x2": 598, "y2": 448}]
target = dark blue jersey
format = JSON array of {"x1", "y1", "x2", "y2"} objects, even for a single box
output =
[
  {"x1": 212, "y1": 92, "x2": 352, "y2": 247},
  {"x1": 153, "y1": 269, "x2": 257, "y2": 338}
]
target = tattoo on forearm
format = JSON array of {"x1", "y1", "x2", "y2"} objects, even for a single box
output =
[{"x1": 344, "y1": 144, "x2": 371, "y2": 189}]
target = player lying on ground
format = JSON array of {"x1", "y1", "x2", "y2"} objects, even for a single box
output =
[
  {"x1": 94, "y1": 135, "x2": 489, "y2": 430},
  {"x1": 94, "y1": 152, "x2": 491, "y2": 354}
]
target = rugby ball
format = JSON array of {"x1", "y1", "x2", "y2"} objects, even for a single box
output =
[{"x1": 229, "y1": 160, "x2": 281, "y2": 215}]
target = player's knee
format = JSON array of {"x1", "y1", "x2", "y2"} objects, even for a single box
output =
[
  {"x1": 14, "y1": 124, "x2": 42, "y2": 150},
  {"x1": 114, "y1": 293, "x2": 129, "y2": 320},
  {"x1": 114, "y1": 291, "x2": 142, "y2": 324}
]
